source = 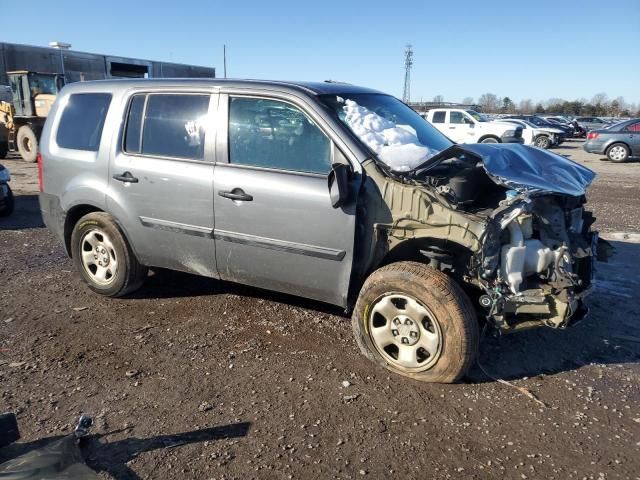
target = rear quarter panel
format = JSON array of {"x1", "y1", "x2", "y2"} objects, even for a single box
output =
[{"x1": 40, "y1": 86, "x2": 123, "y2": 229}]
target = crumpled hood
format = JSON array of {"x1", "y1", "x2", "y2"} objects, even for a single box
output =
[{"x1": 423, "y1": 143, "x2": 596, "y2": 197}]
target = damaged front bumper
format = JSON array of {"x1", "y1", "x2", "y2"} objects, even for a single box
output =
[{"x1": 477, "y1": 197, "x2": 612, "y2": 333}]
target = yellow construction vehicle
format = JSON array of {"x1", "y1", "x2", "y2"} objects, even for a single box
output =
[{"x1": 0, "y1": 71, "x2": 64, "y2": 162}]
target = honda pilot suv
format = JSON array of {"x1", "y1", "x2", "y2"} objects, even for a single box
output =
[{"x1": 39, "y1": 79, "x2": 608, "y2": 383}]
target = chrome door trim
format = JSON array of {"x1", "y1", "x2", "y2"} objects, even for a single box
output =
[
  {"x1": 139, "y1": 216, "x2": 214, "y2": 238},
  {"x1": 213, "y1": 229, "x2": 346, "y2": 261}
]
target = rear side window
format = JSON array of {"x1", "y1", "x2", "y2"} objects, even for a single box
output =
[
  {"x1": 625, "y1": 122, "x2": 640, "y2": 132},
  {"x1": 431, "y1": 111, "x2": 445, "y2": 123},
  {"x1": 56, "y1": 93, "x2": 111, "y2": 151},
  {"x1": 124, "y1": 93, "x2": 210, "y2": 160},
  {"x1": 124, "y1": 95, "x2": 145, "y2": 153}
]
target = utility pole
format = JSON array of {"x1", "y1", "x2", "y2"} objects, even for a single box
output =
[
  {"x1": 223, "y1": 45, "x2": 227, "y2": 78},
  {"x1": 49, "y1": 41, "x2": 72, "y2": 83},
  {"x1": 402, "y1": 44, "x2": 413, "y2": 104}
]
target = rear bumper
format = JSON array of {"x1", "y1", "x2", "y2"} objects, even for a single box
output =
[
  {"x1": 582, "y1": 141, "x2": 606, "y2": 154},
  {"x1": 39, "y1": 192, "x2": 66, "y2": 249}
]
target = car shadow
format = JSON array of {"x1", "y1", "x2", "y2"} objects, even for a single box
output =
[
  {"x1": 130, "y1": 268, "x2": 345, "y2": 317},
  {"x1": 468, "y1": 238, "x2": 640, "y2": 382},
  {"x1": 0, "y1": 193, "x2": 44, "y2": 230},
  {"x1": 0, "y1": 421, "x2": 250, "y2": 480}
]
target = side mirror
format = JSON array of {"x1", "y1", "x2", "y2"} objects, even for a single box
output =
[{"x1": 328, "y1": 163, "x2": 351, "y2": 208}]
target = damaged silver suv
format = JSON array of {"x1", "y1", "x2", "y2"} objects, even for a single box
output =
[{"x1": 39, "y1": 79, "x2": 609, "y2": 383}]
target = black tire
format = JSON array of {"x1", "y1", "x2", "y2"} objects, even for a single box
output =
[
  {"x1": 480, "y1": 136, "x2": 500, "y2": 144},
  {"x1": 352, "y1": 261, "x2": 479, "y2": 383},
  {"x1": 16, "y1": 126, "x2": 38, "y2": 163},
  {"x1": 606, "y1": 143, "x2": 630, "y2": 163},
  {"x1": 534, "y1": 135, "x2": 551, "y2": 149},
  {"x1": 0, "y1": 141, "x2": 8, "y2": 159},
  {"x1": 70, "y1": 212, "x2": 147, "y2": 297},
  {"x1": 0, "y1": 185, "x2": 13, "y2": 217}
]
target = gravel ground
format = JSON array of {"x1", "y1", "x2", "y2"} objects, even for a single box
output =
[{"x1": 1, "y1": 140, "x2": 639, "y2": 479}]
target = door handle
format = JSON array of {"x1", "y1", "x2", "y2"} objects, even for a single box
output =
[
  {"x1": 113, "y1": 171, "x2": 139, "y2": 183},
  {"x1": 219, "y1": 189, "x2": 253, "y2": 201},
  {"x1": 448, "y1": 126, "x2": 456, "y2": 129}
]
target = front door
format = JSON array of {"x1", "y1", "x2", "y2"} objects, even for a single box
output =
[
  {"x1": 447, "y1": 111, "x2": 473, "y2": 143},
  {"x1": 212, "y1": 94, "x2": 356, "y2": 307},
  {"x1": 107, "y1": 91, "x2": 218, "y2": 277}
]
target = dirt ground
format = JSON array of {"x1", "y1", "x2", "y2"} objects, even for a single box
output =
[{"x1": 1, "y1": 139, "x2": 639, "y2": 480}]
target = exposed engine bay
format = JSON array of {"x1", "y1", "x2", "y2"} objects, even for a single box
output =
[{"x1": 376, "y1": 143, "x2": 610, "y2": 333}]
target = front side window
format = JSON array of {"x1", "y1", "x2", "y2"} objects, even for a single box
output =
[
  {"x1": 449, "y1": 111, "x2": 466, "y2": 124},
  {"x1": 228, "y1": 97, "x2": 331, "y2": 174},
  {"x1": 124, "y1": 94, "x2": 210, "y2": 160},
  {"x1": 56, "y1": 93, "x2": 112, "y2": 151}
]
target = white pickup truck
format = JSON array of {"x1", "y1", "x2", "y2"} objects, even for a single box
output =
[{"x1": 423, "y1": 108, "x2": 524, "y2": 144}]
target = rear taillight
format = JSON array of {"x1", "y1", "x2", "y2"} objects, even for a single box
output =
[
  {"x1": 37, "y1": 153, "x2": 44, "y2": 192},
  {"x1": 587, "y1": 132, "x2": 599, "y2": 140}
]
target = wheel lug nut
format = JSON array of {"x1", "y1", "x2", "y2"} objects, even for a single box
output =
[{"x1": 401, "y1": 337, "x2": 409, "y2": 344}]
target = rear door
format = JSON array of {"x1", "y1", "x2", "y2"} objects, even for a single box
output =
[
  {"x1": 107, "y1": 90, "x2": 218, "y2": 277},
  {"x1": 428, "y1": 110, "x2": 448, "y2": 136},
  {"x1": 212, "y1": 93, "x2": 356, "y2": 306},
  {"x1": 625, "y1": 121, "x2": 640, "y2": 155}
]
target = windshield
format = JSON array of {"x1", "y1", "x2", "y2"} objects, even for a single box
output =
[
  {"x1": 466, "y1": 110, "x2": 489, "y2": 122},
  {"x1": 28, "y1": 73, "x2": 59, "y2": 96},
  {"x1": 319, "y1": 93, "x2": 452, "y2": 172}
]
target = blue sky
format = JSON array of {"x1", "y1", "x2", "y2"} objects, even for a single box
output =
[{"x1": 5, "y1": 0, "x2": 639, "y2": 104}]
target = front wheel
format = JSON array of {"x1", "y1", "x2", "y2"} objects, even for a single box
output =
[
  {"x1": 534, "y1": 135, "x2": 551, "y2": 149},
  {"x1": 70, "y1": 212, "x2": 147, "y2": 297},
  {"x1": 16, "y1": 126, "x2": 38, "y2": 163},
  {"x1": 606, "y1": 143, "x2": 629, "y2": 163},
  {"x1": 480, "y1": 136, "x2": 499, "y2": 144},
  {"x1": 352, "y1": 261, "x2": 479, "y2": 383}
]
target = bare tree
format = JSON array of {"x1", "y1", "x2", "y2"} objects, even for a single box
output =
[
  {"x1": 478, "y1": 93, "x2": 500, "y2": 112},
  {"x1": 519, "y1": 99, "x2": 534, "y2": 114},
  {"x1": 462, "y1": 96, "x2": 475, "y2": 105},
  {"x1": 433, "y1": 94, "x2": 444, "y2": 103},
  {"x1": 591, "y1": 92, "x2": 609, "y2": 107}
]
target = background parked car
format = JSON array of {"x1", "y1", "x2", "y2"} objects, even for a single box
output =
[
  {"x1": 505, "y1": 115, "x2": 572, "y2": 141},
  {"x1": 540, "y1": 116, "x2": 584, "y2": 137},
  {"x1": 583, "y1": 118, "x2": 640, "y2": 162},
  {"x1": 423, "y1": 109, "x2": 524, "y2": 144},
  {"x1": 575, "y1": 116, "x2": 608, "y2": 131},
  {"x1": 499, "y1": 119, "x2": 564, "y2": 149},
  {"x1": 0, "y1": 163, "x2": 13, "y2": 216}
]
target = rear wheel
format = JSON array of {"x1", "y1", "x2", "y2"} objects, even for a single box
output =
[
  {"x1": 70, "y1": 212, "x2": 147, "y2": 297},
  {"x1": 534, "y1": 135, "x2": 551, "y2": 149},
  {"x1": 352, "y1": 261, "x2": 479, "y2": 383},
  {"x1": 606, "y1": 143, "x2": 629, "y2": 163},
  {"x1": 480, "y1": 136, "x2": 499, "y2": 144},
  {"x1": 16, "y1": 126, "x2": 38, "y2": 163}
]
